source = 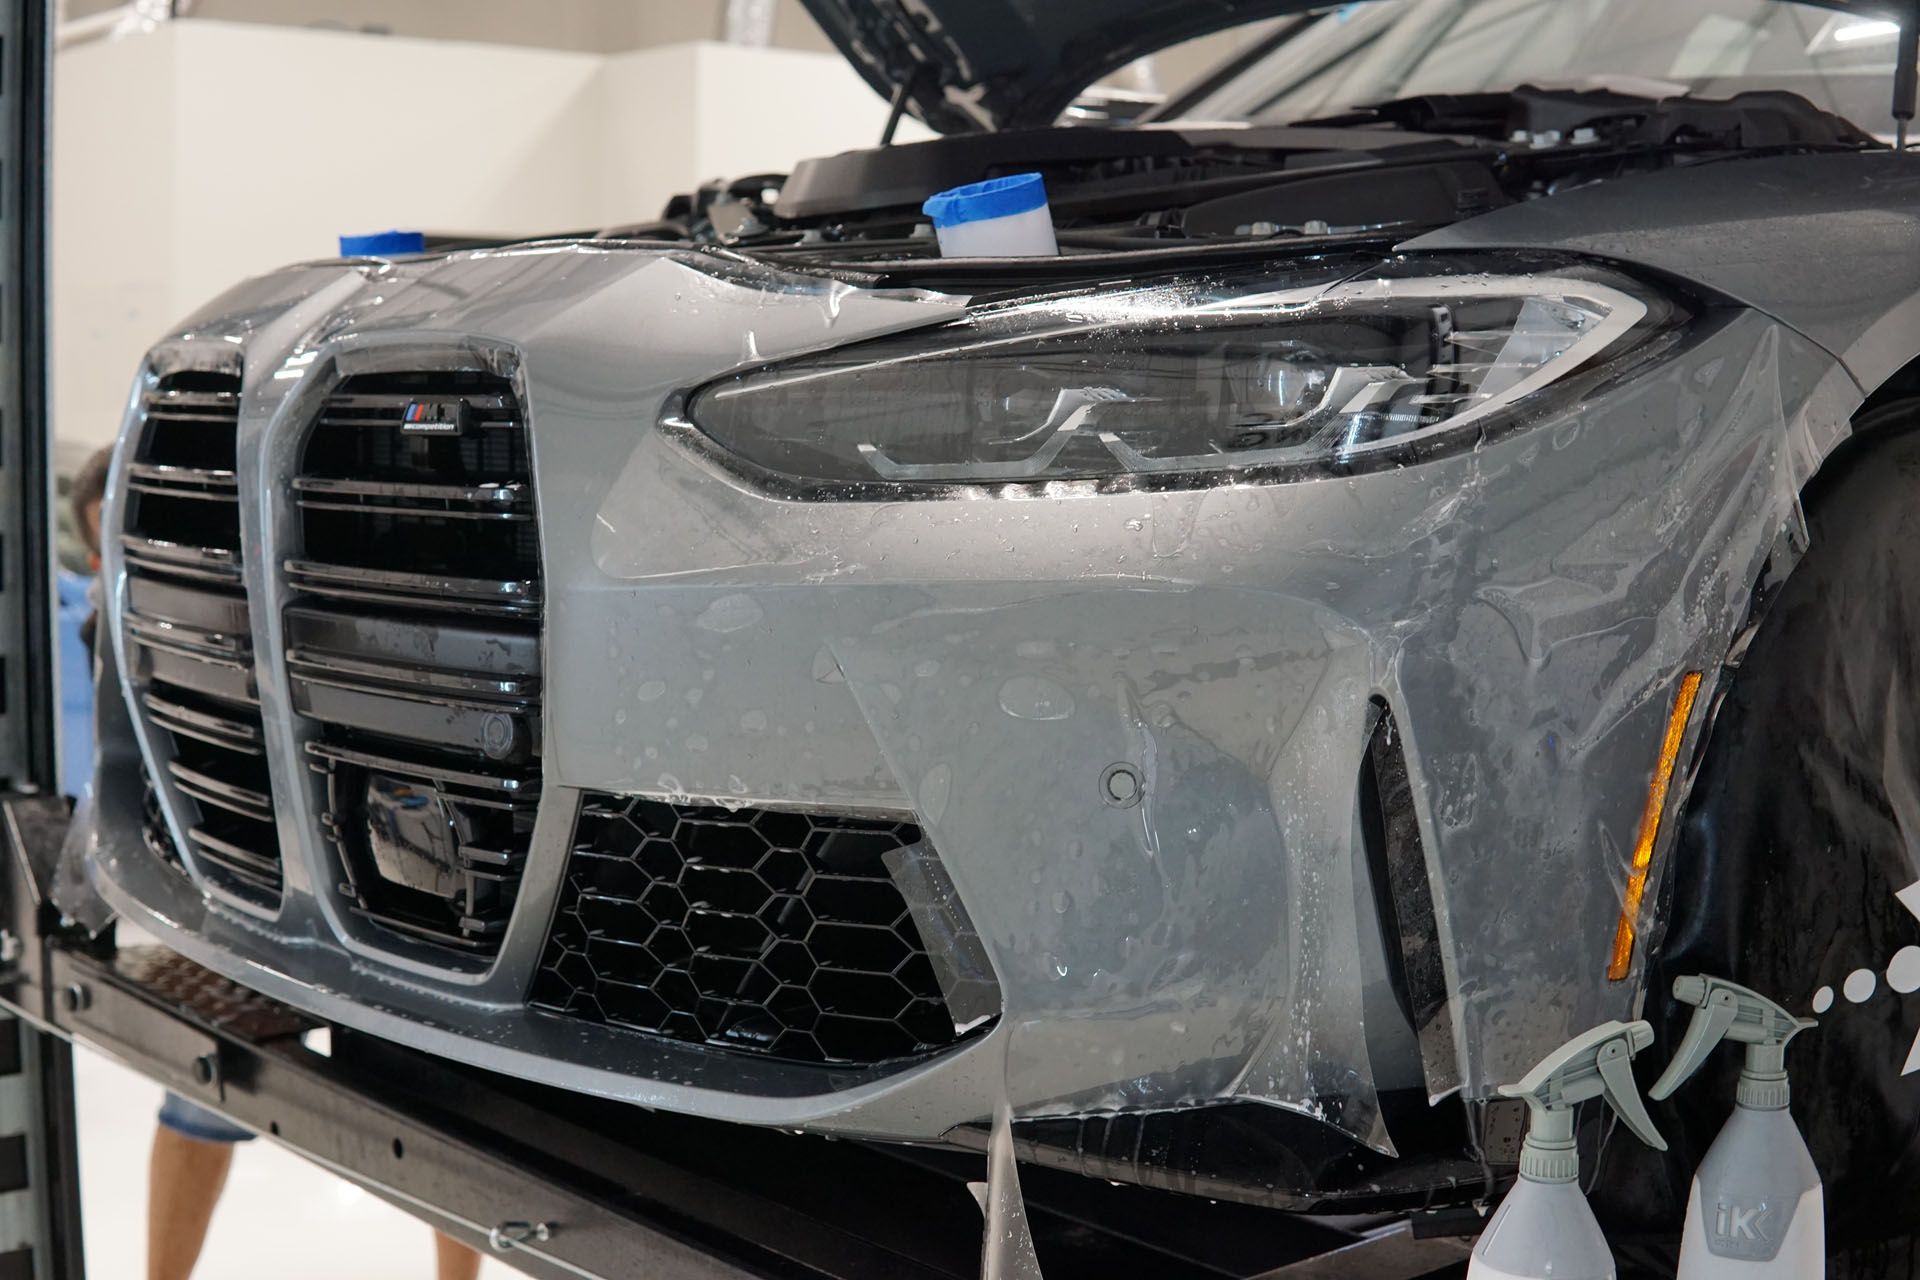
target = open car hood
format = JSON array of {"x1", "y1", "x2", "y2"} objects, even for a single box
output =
[
  {"x1": 797, "y1": 0, "x2": 1312, "y2": 133},
  {"x1": 799, "y1": 0, "x2": 1917, "y2": 134}
]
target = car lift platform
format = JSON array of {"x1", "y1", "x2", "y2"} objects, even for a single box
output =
[{"x1": 0, "y1": 798, "x2": 1472, "y2": 1280}]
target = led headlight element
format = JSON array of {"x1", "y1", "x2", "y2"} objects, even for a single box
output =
[{"x1": 684, "y1": 261, "x2": 1675, "y2": 487}]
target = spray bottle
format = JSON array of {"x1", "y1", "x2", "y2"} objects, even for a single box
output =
[
  {"x1": 1468, "y1": 1020, "x2": 1666, "y2": 1280},
  {"x1": 1647, "y1": 975, "x2": 1821, "y2": 1279}
]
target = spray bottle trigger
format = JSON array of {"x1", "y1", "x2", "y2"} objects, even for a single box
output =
[
  {"x1": 1648, "y1": 975, "x2": 1815, "y2": 1105},
  {"x1": 1649, "y1": 989, "x2": 1739, "y2": 1101},
  {"x1": 1596, "y1": 1037, "x2": 1667, "y2": 1151}
]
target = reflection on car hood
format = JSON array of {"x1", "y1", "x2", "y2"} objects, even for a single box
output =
[
  {"x1": 797, "y1": 0, "x2": 1915, "y2": 135},
  {"x1": 798, "y1": 0, "x2": 1307, "y2": 133}
]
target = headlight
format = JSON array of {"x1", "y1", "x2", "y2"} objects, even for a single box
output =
[{"x1": 680, "y1": 258, "x2": 1682, "y2": 489}]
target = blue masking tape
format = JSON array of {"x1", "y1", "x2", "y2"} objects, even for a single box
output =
[
  {"x1": 338, "y1": 230, "x2": 427, "y2": 257},
  {"x1": 922, "y1": 174, "x2": 1049, "y2": 228}
]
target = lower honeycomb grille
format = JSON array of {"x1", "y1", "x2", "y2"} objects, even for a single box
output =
[{"x1": 530, "y1": 797, "x2": 990, "y2": 1067}]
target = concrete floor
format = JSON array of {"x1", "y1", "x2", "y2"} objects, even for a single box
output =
[{"x1": 75, "y1": 1042, "x2": 517, "y2": 1280}]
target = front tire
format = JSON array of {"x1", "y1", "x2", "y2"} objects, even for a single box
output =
[{"x1": 1594, "y1": 404, "x2": 1920, "y2": 1278}]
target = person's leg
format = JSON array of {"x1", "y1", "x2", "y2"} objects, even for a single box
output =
[
  {"x1": 147, "y1": 1126, "x2": 234, "y2": 1280},
  {"x1": 434, "y1": 1231, "x2": 483, "y2": 1280},
  {"x1": 149, "y1": 1093, "x2": 255, "y2": 1280}
]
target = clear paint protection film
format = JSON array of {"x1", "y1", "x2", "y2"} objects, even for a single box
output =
[
  {"x1": 80, "y1": 241, "x2": 1860, "y2": 1208},
  {"x1": 828, "y1": 588, "x2": 1387, "y2": 1144},
  {"x1": 1590, "y1": 402, "x2": 1920, "y2": 1277},
  {"x1": 556, "y1": 248, "x2": 1850, "y2": 1150}
]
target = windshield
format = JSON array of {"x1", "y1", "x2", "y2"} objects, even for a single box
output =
[{"x1": 1175, "y1": 0, "x2": 1906, "y2": 136}]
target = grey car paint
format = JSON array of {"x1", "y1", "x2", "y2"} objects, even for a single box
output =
[
  {"x1": 79, "y1": 147, "x2": 1899, "y2": 1165},
  {"x1": 1409, "y1": 151, "x2": 1920, "y2": 389}
]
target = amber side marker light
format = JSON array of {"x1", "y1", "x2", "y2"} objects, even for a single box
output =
[{"x1": 1607, "y1": 670, "x2": 1704, "y2": 982}]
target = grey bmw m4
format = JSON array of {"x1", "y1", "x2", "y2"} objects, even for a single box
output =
[{"x1": 81, "y1": 0, "x2": 1920, "y2": 1268}]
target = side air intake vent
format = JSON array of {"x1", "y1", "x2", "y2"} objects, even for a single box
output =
[
  {"x1": 1359, "y1": 702, "x2": 1454, "y2": 1095},
  {"x1": 122, "y1": 369, "x2": 284, "y2": 906},
  {"x1": 286, "y1": 371, "x2": 541, "y2": 959},
  {"x1": 530, "y1": 797, "x2": 995, "y2": 1068}
]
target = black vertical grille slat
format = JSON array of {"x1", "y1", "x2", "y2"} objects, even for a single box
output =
[
  {"x1": 122, "y1": 370, "x2": 284, "y2": 907},
  {"x1": 529, "y1": 798, "x2": 993, "y2": 1068},
  {"x1": 140, "y1": 768, "x2": 187, "y2": 877},
  {"x1": 287, "y1": 370, "x2": 541, "y2": 959}
]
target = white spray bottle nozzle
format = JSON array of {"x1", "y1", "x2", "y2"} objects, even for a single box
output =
[
  {"x1": 1649, "y1": 974, "x2": 1815, "y2": 1110},
  {"x1": 1497, "y1": 1020, "x2": 1666, "y2": 1182}
]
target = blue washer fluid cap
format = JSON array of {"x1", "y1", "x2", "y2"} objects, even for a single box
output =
[
  {"x1": 922, "y1": 173, "x2": 1049, "y2": 228},
  {"x1": 338, "y1": 229, "x2": 427, "y2": 257}
]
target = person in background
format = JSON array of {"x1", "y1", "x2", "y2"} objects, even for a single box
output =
[
  {"x1": 147, "y1": 1105, "x2": 486, "y2": 1280},
  {"x1": 58, "y1": 447, "x2": 112, "y2": 796},
  {"x1": 66, "y1": 447, "x2": 485, "y2": 1280}
]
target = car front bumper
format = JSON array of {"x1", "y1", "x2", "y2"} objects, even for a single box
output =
[{"x1": 80, "y1": 241, "x2": 1854, "y2": 1172}]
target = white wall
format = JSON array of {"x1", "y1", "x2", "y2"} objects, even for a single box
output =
[
  {"x1": 53, "y1": 21, "x2": 910, "y2": 450},
  {"x1": 691, "y1": 42, "x2": 926, "y2": 177},
  {"x1": 67, "y1": 0, "x2": 840, "y2": 55},
  {"x1": 52, "y1": 27, "x2": 176, "y2": 454},
  {"x1": 594, "y1": 42, "x2": 700, "y2": 228},
  {"x1": 597, "y1": 41, "x2": 930, "y2": 226},
  {"x1": 166, "y1": 23, "x2": 606, "y2": 311}
]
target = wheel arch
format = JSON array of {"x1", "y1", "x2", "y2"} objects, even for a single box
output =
[
  {"x1": 1590, "y1": 361, "x2": 1920, "y2": 1275},
  {"x1": 1853, "y1": 348, "x2": 1920, "y2": 424}
]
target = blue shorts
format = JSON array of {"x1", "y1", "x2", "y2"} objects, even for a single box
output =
[{"x1": 157, "y1": 1092, "x2": 254, "y2": 1144}]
